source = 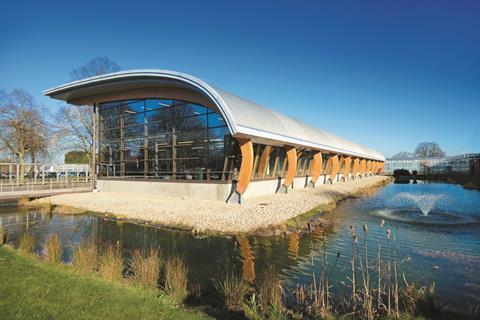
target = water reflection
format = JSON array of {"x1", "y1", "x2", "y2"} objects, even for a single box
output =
[{"x1": 1, "y1": 182, "x2": 479, "y2": 308}]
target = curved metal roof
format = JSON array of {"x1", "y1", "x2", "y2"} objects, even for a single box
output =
[{"x1": 44, "y1": 69, "x2": 385, "y2": 161}]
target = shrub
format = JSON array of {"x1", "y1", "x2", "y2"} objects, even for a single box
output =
[
  {"x1": 44, "y1": 233, "x2": 62, "y2": 264},
  {"x1": 215, "y1": 269, "x2": 250, "y2": 310},
  {"x1": 164, "y1": 255, "x2": 189, "y2": 305},
  {"x1": 99, "y1": 243, "x2": 123, "y2": 282},
  {"x1": 73, "y1": 238, "x2": 99, "y2": 273},
  {"x1": 130, "y1": 248, "x2": 161, "y2": 289},
  {"x1": 19, "y1": 232, "x2": 36, "y2": 255}
]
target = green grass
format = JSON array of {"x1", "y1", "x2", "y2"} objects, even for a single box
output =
[{"x1": 0, "y1": 246, "x2": 210, "y2": 320}]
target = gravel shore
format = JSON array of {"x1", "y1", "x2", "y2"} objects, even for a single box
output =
[{"x1": 33, "y1": 176, "x2": 390, "y2": 234}]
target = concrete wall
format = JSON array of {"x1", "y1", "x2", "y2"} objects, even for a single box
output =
[
  {"x1": 97, "y1": 179, "x2": 232, "y2": 202},
  {"x1": 97, "y1": 174, "x2": 375, "y2": 202}
]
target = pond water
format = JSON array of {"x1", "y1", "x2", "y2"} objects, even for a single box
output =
[{"x1": 1, "y1": 182, "x2": 479, "y2": 309}]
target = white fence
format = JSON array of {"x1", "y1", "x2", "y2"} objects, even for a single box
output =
[{"x1": 0, "y1": 163, "x2": 92, "y2": 193}]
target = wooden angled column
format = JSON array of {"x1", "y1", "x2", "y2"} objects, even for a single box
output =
[
  {"x1": 342, "y1": 156, "x2": 352, "y2": 181},
  {"x1": 227, "y1": 138, "x2": 254, "y2": 204},
  {"x1": 308, "y1": 151, "x2": 323, "y2": 187},
  {"x1": 352, "y1": 158, "x2": 360, "y2": 179},
  {"x1": 360, "y1": 159, "x2": 367, "y2": 177},
  {"x1": 257, "y1": 145, "x2": 272, "y2": 178},
  {"x1": 373, "y1": 161, "x2": 378, "y2": 174},
  {"x1": 328, "y1": 155, "x2": 340, "y2": 183},
  {"x1": 278, "y1": 146, "x2": 297, "y2": 193}
]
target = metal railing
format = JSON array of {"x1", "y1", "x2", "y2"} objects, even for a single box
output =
[
  {"x1": 0, "y1": 176, "x2": 93, "y2": 193},
  {"x1": 0, "y1": 163, "x2": 92, "y2": 194}
]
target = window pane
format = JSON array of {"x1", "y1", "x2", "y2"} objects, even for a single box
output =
[
  {"x1": 208, "y1": 112, "x2": 226, "y2": 127},
  {"x1": 174, "y1": 102, "x2": 207, "y2": 118},
  {"x1": 124, "y1": 124, "x2": 144, "y2": 138},
  {"x1": 123, "y1": 100, "x2": 145, "y2": 114},
  {"x1": 208, "y1": 127, "x2": 229, "y2": 143},
  {"x1": 124, "y1": 139, "x2": 144, "y2": 161},
  {"x1": 146, "y1": 99, "x2": 173, "y2": 110}
]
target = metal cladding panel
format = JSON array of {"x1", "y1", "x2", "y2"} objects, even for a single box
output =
[{"x1": 43, "y1": 69, "x2": 385, "y2": 161}]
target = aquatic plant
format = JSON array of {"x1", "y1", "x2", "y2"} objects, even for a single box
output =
[
  {"x1": 257, "y1": 265, "x2": 283, "y2": 315},
  {"x1": 72, "y1": 238, "x2": 98, "y2": 272},
  {"x1": 0, "y1": 227, "x2": 6, "y2": 245},
  {"x1": 44, "y1": 233, "x2": 62, "y2": 264},
  {"x1": 17, "y1": 196, "x2": 30, "y2": 207},
  {"x1": 164, "y1": 255, "x2": 189, "y2": 305},
  {"x1": 99, "y1": 243, "x2": 124, "y2": 282},
  {"x1": 130, "y1": 248, "x2": 161, "y2": 289},
  {"x1": 19, "y1": 232, "x2": 36, "y2": 255},
  {"x1": 215, "y1": 268, "x2": 250, "y2": 311}
]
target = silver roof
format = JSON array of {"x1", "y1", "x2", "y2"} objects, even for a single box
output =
[{"x1": 44, "y1": 69, "x2": 385, "y2": 161}]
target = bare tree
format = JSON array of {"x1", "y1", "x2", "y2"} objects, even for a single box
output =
[
  {"x1": 0, "y1": 89, "x2": 52, "y2": 180},
  {"x1": 57, "y1": 57, "x2": 120, "y2": 174},
  {"x1": 390, "y1": 151, "x2": 414, "y2": 160},
  {"x1": 69, "y1": 56, "x2": 120, "y2": 81},
  {"x1": 414, "y1": 142, "x2": 446, "y2": 158}
]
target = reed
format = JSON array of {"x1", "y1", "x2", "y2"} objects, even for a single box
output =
[
  {"x1": 393, "y1": 234, "x2": 399, "y2": 317},
  {"x1": 164, "y1": 255, "x2": 189, "y2": 305},
  {"x1": 350, "y1": 225, "x2": 357, "y2": 310},
  {"x1": 237, "y1": 222, "x2": 461, "y2": 319},
  {"x1": 0, "y1": 226, "x2": 6, "y2": 245},
  {"x1": 44, "y1": 233, "x2": 62, "y2": 264},
  {"x1": 99, "y1": 243, "x2": 124, "y2": 282},
  {"x1": 215, "y1": 269, "x2": 250, "y2": 311},
  {"x1": 19, "y1": 232, "x2": 36, "y2": 255},
  {"x1": 72, "y1": 238, "x2": 98, "y2": 273},
  {"x1": 257, "y1": 265, "x2": 283, "y2": 314},
  {"x1": 130, "y1": 248, "x2": 161, "y2": 289},
  {"x1": 386, "y1": 228, "x2": 391, "y2": 315},
  {"x1": 377, "y1": 219, "x2": 384, "y2": 310},
  {"x1": 17, "y1": 196, "x2": 29, "y2": 207}
]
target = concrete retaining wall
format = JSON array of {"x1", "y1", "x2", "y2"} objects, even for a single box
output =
[
  {"x1": 97, "y1": 174, "x2": 376, "y2": 202},
  {"x1": 97, "y1": 179, "x2": 232, "y2": 202}
]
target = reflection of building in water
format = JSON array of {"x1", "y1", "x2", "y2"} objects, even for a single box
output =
[
  {"x1": 236, "y1": 236, "x2": 255, "y2": 282},
  {"x1": 287, "y1": 232, "x2": 299, "y2": 260}
]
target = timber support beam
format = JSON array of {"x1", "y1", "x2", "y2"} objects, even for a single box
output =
[
  {"x1": 342, "y1": 156, "x2": 352, "y2": 181},
  {"x1": 328, "y1": 155, "x2": 340, "y2": 183},
  {"x1": 360, "y1": 159, "x2": 367, "y2": 177},
  {"x1": 228, "y1": 138, "x2": 254, "y2": 204},
  {"x1": 308, "y1": 151, "x2": 323, "y2": 187},
  {"x1": 352, "y1": 158, "x2": 360, "y2": 179},
  {"x1": 278, "y1": 146, "x2": 297, "y2": 193}
]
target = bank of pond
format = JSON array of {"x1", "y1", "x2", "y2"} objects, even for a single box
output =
[{"x1": 0, "y1": 181, "x2": 479, "y2": 319}]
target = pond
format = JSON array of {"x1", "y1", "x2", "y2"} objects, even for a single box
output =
[{"x1": 1, "y1": 182, "x2": 479, "y2": 310}]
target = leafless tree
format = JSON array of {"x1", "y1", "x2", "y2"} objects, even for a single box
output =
[
  {"x1": 56, "y1": 56, "x2": 120, "y2": 174},
  {"x1": 414, "y1": 142, "x2": 446, "y2": 158},
  {"x1": 390, "y1": 151, "x2": 414, "y2": 160},
  {"x1": 0, "y1": 89, "x2": 53, "y2": 180}
]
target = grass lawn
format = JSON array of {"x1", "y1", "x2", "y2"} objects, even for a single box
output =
[{"x1": 0, "y1": 246, "x2": 210, "y2": 320}]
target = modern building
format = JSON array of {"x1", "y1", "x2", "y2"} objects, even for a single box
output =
[
  {"x1": 384, "y1": 153, "x2": 480, "y2": 175},
  {"x1": 471, "y1": 156, "x2": 480, "y2": 177},
  {"x1": 44, "y1": 70, "x2": 385, "y2": 202},
  {"x1": 384, "y1": 158, "x2": 446, "y2": 174}
]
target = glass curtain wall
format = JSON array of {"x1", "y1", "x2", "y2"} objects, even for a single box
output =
[
  {"x1": 296, "y1": 150, "x2": 313, "y2": 176},
  {"x1": 99, "y1": 98, "x2": 240, "y2": 181}
]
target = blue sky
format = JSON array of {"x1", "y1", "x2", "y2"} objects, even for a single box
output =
[{"x1": 1, "y1": 0, "x2": 479, "y2": 157}]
